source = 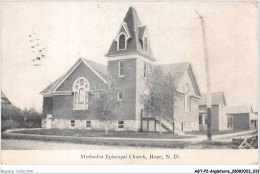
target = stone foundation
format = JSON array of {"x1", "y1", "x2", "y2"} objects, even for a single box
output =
[
  {"x1": 48, "y1": 119, "x2": 141, "y2": 131},
  {"x1": 174, "y1": 121, "x2": 199, "y2": 134}
]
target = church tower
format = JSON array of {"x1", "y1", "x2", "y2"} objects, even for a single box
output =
[{"x1": 106, "y1": 7, "x2": 156, "y2": 131}]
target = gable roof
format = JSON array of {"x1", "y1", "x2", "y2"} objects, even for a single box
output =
[
  {"x1": 225, "y1": 106, "x2": 253, "y2": 114},
  {"x1": 199, "y1": 92, "x2": 227, "y2": 106},
  {"x1": 157, "y1": 62, "x2": 201, "y2": 97},
  {"x1": 81, "y1": 58, "x2": 107, "y2": 80},
  {"x1": 106, "y1": 7, "x2": 155, "y2": 61},
  {"x1": 40, "y1": 58, "x2": 107, "y2": 95},
  {"x1": 158, "y1": 62, "x2": 190, "y2": 85},
  {"x1": 40, "y1": 76, "x2": 63, "y2": 94},
  {"x1": 1, "y1": 91, "x2": 12, "y2": 105},
  {"x1": 115, "y1": 22, "x2": 132, "y2": 40}
]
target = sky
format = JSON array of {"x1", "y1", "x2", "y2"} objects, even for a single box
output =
[{"x1": 2, "y1": 2, "x2": 258, "y2": 111}]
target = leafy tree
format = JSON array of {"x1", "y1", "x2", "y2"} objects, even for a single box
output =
[
  {"x1": 22, "y1": 107, "x2": 42, "y2": 128},
  {"x1": 22, "y1": 107, "x2": 42, "y2": 118},
  {"x1": 1, "y1": 105, "x2": 42, "y2": 131},
  {"x1": 93, "y1": 74, "x2": 121, "y2": 135},
  {"x1": 141, "y1": 67, "x2": 176, "y2": 134},
  {"x1": 1, "y1": 104, "x2": 22, "y2": 129}
]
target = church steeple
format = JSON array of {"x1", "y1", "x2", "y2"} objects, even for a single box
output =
[{"x1": 106, "y1": 7, "x2": 156, "y2": 61}]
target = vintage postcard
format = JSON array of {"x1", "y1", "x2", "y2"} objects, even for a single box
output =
[{"x1": 1, "y1": 1, "x2": 258, "y2": 169}]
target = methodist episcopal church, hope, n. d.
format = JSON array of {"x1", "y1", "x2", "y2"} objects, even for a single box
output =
[{"x1": 40, "y1": 7, "x2": 202, "y2": 134}]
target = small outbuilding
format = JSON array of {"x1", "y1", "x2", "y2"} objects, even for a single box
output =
[
  {"x1": 225, "y1": 106, "x2": 257, "y2": 130},
  {"x1": 199, "y1": 92, "x2": 230, "y2": 131}
]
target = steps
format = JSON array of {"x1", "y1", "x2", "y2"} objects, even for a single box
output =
[
  {"x1": 155, "y1": 116, "x2": 174, "y2": 133},
  {"x1": 142, "y1": 115, "x2": 185, "y2": 135},
  {"x1": 155, "y1": 116, "x2": 185, "y2": 135}
]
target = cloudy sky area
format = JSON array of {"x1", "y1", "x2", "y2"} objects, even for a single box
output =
[{"x1": 2, "y1": 2, "x2": 258, "y2": 111}]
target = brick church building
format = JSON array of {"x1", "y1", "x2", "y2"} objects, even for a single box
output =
[{"x1": 40, "y1": 7, "x2": 201, "y2": 134}]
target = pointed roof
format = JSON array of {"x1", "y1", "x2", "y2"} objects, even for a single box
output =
[
  {"x1": 157, "y1": 62, "x2": 201, "y2": 97},
  {"x1": 40, "y1": 58, "x2": 107, "y2": 95},
  {"x1": 81, "y1": 58, "x2": 107, "y2": 80},
  {"x1": 158, "y1": 62, "x2": 190, "y2": 86},
  {"x1": 106, "y1": 7, "x2": 155, "y2": 61},
  {"x1": 40, "y1": 76, "x2": 63, "y2": 94},
  {"x1": 199, "y1": 92, "x2": 227, "y2": 106},
  {"x1": 1, "y1": 91, "x2": 12, "y2": 105}
]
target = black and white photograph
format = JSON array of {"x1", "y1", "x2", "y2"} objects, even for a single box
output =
[{"x1": 1, "y1": 1, "x2": 258, "y2": 168}]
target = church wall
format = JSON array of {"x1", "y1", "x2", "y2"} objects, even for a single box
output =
[
  {"x1": 135, "y1": 58, "x2": 149, "y2": 130},
  {"x1": 57, "y1": 62, "x2": 106, "y2": 92},
  {"x1": 176, "y1": 69, "x2": 197, "y2": 96},
  {"x1": 52, "y1": 94, "x2": 99, "y2": 120},
  {"x1": 107, "y1": 58, "x2": 137, "y2": 121},
  {"x1": 50, "y1": 119, "x2": 139, "y2": 131},
  {"x1": 42, "y1": 97, "x2": 53, "y2": 117},
  {"x1": 174, "y1": 93, "x2": 200, "y2": 133}
]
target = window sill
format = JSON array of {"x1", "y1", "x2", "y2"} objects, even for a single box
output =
[
  {"x1": 73, "y1": 108, "x2": 89, "y2": 111},
  {"x1": 117, "y1": 48, "x2": 126, "y2": 51},
  {"x1": 117, "y1": 128, "x2": 124, "y2": 131},
  {"x1": 118, "y1": 75, "x2": 125, "y2": 78}
]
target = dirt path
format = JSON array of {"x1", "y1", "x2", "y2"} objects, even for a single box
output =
[{"x1": 212, "y1": 130, "x2": 257, "y2": 141}]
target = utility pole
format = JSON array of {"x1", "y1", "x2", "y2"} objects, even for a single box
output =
[{"x1": 195, "y1": 11, "x2": 212, "y2": 141}]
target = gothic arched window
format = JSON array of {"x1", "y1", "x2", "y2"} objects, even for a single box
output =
[
  {"x1": 184, "y1": 83, "x2": 191, "y2": 112},
  {"x1": 118, "y1": 33, "x2": 126, "y2": 50},
  {"x1": 143, "y1": 37, "x2": 148, "y2": 52},
  {"x1": 73, "y1": 77, "x2": 89, "y2": 110}
]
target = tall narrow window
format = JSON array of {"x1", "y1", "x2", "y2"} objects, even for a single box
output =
[
  {"x1": 199, "y1": 115, "x2": 203, "y2": 125},
  {"x1": 73, "y1": 77, "x2": 89, "y2": 110},
  {"x1": 184, "y1": 83, "x2": 191, "y2": 112},
  {"x1": 118, "y1": 60, "x2": 125, "y2": 77},
  {"x1": 143, "y1": 37, "x2": 148, "y2": 52},
  {"x1": 79, "y1": 88, "x2": 85, "y2": 109},
  {"x1": 85, "y1": 93, "x2": 89, "y2": 110},
  {"x1": 144, "y1": 62, "x2": 148, "y2": 78},
  {"x1": 74, "y1": 91, "x2": 78, "y2": 108},
  {"x1": 118, "y1": 34, "x2": 126, "y2": 50}
]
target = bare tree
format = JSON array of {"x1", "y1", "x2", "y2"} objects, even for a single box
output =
[{"x1": 141, "y1": 67, "x2": 176, "y2": 134}]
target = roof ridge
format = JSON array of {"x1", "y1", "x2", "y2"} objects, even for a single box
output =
[
  {"x1": 80, "y1": 58, "x2": 107, "y2": 83},
  {"x1": 80, "y1": 58, "x2": 107, "y2": 67},
  {"x1": 40, "y1": 58, "x2": 107, "y2": 95},
  {"x1": 158, "y1": 62, "x2": 191, "y2": 66},
  {"x1": 201, "y1": 91, "x2": 225, "y2": 95}
]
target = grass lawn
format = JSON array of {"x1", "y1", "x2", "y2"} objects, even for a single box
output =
[
  {"x1": 189, "y1": 140, "x2": 240, "y2": 149},
  {"x1": 10, "y1": 128, "x2": 195, "y2": 139},
  {"x1": 3, "y1": 129, "x2": 254, "y2": 149},
  {"x1": 2, "y1": 133, "x2": 238, "y2": 149},
  {"x1": 186, "y1": 129, "x2": 245, "y2": 135}
]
